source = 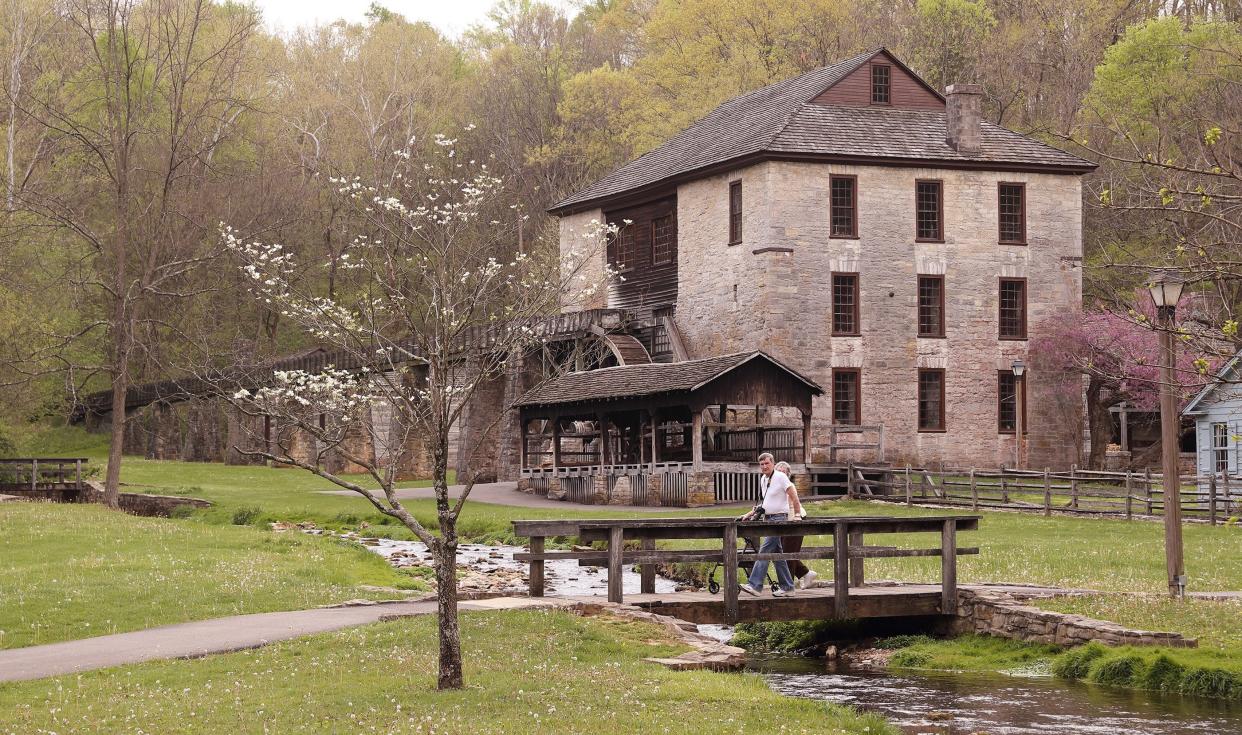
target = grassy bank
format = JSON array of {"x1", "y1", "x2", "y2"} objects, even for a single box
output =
[
  {"x1": 0, "y1": 609, "x2": 897, "y2": 735},
  {"x1": 0, "y1": 503, "x2": 423, "y2": 649}
]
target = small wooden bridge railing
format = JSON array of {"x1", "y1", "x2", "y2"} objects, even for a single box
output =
[
  {"x1": 511, "y1": 515, "x2": 979, "y2": 623},
  {"x1": 0, "y1": 458, "x2": 88, "y2": 490}
]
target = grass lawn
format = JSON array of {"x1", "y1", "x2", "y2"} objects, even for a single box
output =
[
  {"x1": 0, "y1": 502, "x2": 425, "y2": 649},
  {"x1": 0, "y1": 609, "x2": 897, "y2": 735}
]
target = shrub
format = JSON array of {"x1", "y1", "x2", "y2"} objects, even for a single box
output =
[
  {"x1": 1052, "y1": 642, "x2": 1107, "y2": 680},
  {"x1": 1142, "y1": 654, "x2": 1185, "y2": 693},
  {"x1": 874, "y1": 634, "x2": 934, "y2": 650},
  {"x1": 231, "y1": 505, "x2": 263, "y2": 526},
  {"x1": 1090, "y1": 653, "x2": 1147, "y2": 687},
  {"x1": 168, "y1": 504, "x2": 199, "y2": 519},
  {"x1": 1181, "y1": 666, "x2": 1242, "y2": 699},
  {"x1": 889, "y1": 649, "x2": 933, "y2": 667}
]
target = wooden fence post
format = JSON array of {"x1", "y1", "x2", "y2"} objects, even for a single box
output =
[
  {"x1": 970, "y1": 468, "x2": 978, "y2": 511},
  {"x1": 607, "y1": 526, "x2": 624, "y2": 604},
  {"x1": 640, "y1": 538, "x2": 656, "y2": 593},
  {"x1": 723, "y1": 523, "x2": 739, "y2": 623},
  {"x1": 1145, "y1": 468, "x2": 1153, "y2": 515},
  {"x1": 1070, "y1": 464, "x2": 1079, "y2": 508},
  {"x1": 74, "y1": 459, "x2": 83, "y2": 490},
  {"x1": 833, "y1": 522, "x2": 850, "y2": 619},
  {"x1": 846, "y1": 461, "x2": 855, "y2": 498},
  {"x1": 1125, "y1": 471, "x2": 1133, "y2": 521},
  {"x1": 1043, "y1": 467, "x2": 1052, "y2": 517},
  {"x1": 848, "y1": 528, "x2": 864, "y2": 587},
  {"x1": 1001, "y1": 475, "x2": 1009, "y2": 504},
  {"x1": 905, "y1": 464, "x2": 912, "y2": 506},
  {"x1": 1209, "y1": 474, "x2": 1218, "y2": 527},
  {"x1": 941, "y1": 519, "x2": 958, "y2": 613},
  {"x1": 529, "y1": 537, "x2": 545, "y2": 597},
  {"x1": 1225, "y1": 474, "x2": 1233, "y2": 516}
]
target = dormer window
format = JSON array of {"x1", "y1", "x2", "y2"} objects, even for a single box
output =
[{"x1": 871, "y1": 64, "x2": 891, "y2": 105}]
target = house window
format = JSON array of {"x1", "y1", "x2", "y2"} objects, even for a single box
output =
[
  {"x1": 871, "y1": 64, "x2": 891, "y2": 105},
  {"x1": 998, "y1": 371, "x2": 1027, "y2": 433},
  {"x1": 729, "y1": 180, "x2": 742, "y2": 244},
  {"x1": 833, "y1": 369, "x2": 861, "y2": 425},
  {"x1": 612, "y1": 225, "x2": 637, "y2": 271},
  {"x1": 831, "y1": 273, "x2": 859, "y2": 335},
  {"x1": 918, "y1": 369, "x2": 945, "y2": 432},
  {"x1": 830, "y1": 175, "x2": 857, "y2": 238},
  {"x1": 916, "y1": 180, "x2": 943, "y2": 241},
  {"x1": 917, "y1": 275, "x2": 944, "y2": 338},
  {"x1": 999, "y1": 278, "x2": 1027, "y2": 339},
  {"x1": 999, "y1": 183, "x2": 1026, "y2": 244},
  {"x1": 1213, "y1": 422, "x2": 1229, "y2": 474},
  {"x1": 651, "y1": 214, "x2": 675, "y2": 265}
]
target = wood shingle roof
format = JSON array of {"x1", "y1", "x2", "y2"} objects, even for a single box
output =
[
  {"x1": 550, "y1": 49, "x2": 1096, "y2": 214},
  {"x1": 514, "y1": 351, "x2": 823, "y2": 409}
]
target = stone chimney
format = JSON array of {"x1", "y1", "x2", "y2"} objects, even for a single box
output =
[{"x1": 945, "y1": 83, "x2": 982, "y2": 153}]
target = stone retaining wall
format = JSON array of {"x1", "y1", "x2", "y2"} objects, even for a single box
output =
[
  {"x1": 951, "y1": 587, "x2": 1196, "y2": 648},
  {"x1": 4, "y1": 481, "x2": 212, "y2": 518}
]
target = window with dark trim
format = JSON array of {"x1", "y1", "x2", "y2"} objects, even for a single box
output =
[
  {"x1": 651, "y1": 214, "x2": 675, "y2": 265},
  {"x1": 728, "y1": 180, "x2": 742, "y2": 244},
  {"x1": 918, "y1": 369, "x2": 945, "y2": 432},
  {"x1": 871, "y1": 64, "x2": 891, "y2": 105},
  {"x1": 999, "y1": 278, "x2": 1027, "y2": 339},
  {"x1": 833, "y1": 369, "x2": 861, "y2": 425},
  {"x1": 917, "y1": 275, "x2": 945, "y2": 338},
  {"x1": 831, "y1": 273, "x2": 860, "y2": 336},
  {"x1": 612, "y1": 225, "x2": 637, "y2": 271},
  {"x1": 997, "y1": 371, "x2": 1027, "y2": 433},
  {"x1": 999, "y1": 183, "x2": 1026, "y2": 244},
  {"x1": 916, "y1": 180, "x2": 943, "y2": 241},
  {"x1": 830, "y1": 175, "x2": 857, "y2": 238}
]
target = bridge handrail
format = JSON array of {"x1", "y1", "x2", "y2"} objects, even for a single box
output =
[{"x1": 511, "y1": 514, "x2": 979, "y2": 622}]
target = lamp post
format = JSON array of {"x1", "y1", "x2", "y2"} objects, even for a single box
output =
[
  {"x1": 1148, "y1": 269, "x2": 1186, "y2": 599},
  {"x1": 1011, "y1": 359, "x2": 1026, "y2": 470}
]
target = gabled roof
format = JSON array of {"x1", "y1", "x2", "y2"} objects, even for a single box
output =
[
  {"x1": 550, "y1": 49, "x2": 1096, "y2": 215},
  {"x1": 1183, "y1": 350, "x2": 1242, "y2": 416},
  {"x1": 514, "y1": 351, "x2": 823, "y2": 408}
]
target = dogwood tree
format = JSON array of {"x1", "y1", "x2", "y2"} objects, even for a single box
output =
[{"x1": 222, "y1": 131, "x2": 613, "y2": 689}]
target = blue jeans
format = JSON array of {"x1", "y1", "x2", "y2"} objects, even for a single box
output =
[{"x1": 747, "y1": 513, "x2": 795, "y2": 592}]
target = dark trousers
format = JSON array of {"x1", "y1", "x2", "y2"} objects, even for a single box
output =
[{"x1": 781, "y1": 534, "x2": 809, "y2": 578}]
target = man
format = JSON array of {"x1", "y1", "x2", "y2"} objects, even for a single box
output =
[{"x1": 738, "y1": 452, "x2": 800, "y2": 597}]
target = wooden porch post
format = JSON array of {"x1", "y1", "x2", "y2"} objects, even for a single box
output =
[
  {"x1": 519, "y1": 412, "x2": 528, "y2": 470},
  {"x1": 551, "y1": 416, "x2": 561, "y2": 469},
  {"x1": 650, "y1": 408, "x2": 660, "y2": 467},
  {"x1": 598, "y1": 413, "x2": 610, "y2": 470},
  {"x1": 801, "y1": 411, "x2": 812, "y2": 464},
  {"x1": 691, "y1": 409, "x2": 704, "y2": 469}
]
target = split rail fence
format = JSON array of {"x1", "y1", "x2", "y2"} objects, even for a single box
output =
[{"x1": 826, "y1": 464, "x2": 1242, "y2": 526}]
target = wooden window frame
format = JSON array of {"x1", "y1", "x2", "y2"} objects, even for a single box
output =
[
  {"x1": 870, "y1": 64, "x2": 891, "y2": 106},
  {"x1": 917, "y1": 368, "x2": 946, "y2": 433},
  {"x1": 832, "y1": 368, "x2": 862, "y2": 426},
  {"x1": 651, "y1": 213, "x2": 675, "y2": 266},
  {"x1": 998, "y1": 182, "x2": 1027, "y2": 245},
  {"x1": 917, "y1": 274, "x2": 945, "y2": 338},
  {"x1": 1212, "y1": 422, "x2": 1229, "y2": 474},
  {"x1": 829, "y1": 174, "x2": 858, "y2": 239},
  {"x1": 997, "y1": 370, "x2": 1028, "y2": 434},
  {"x1": 728, "y1": 180, "x2": 742, "y2": 245},
  {"x1": 998, "y1": 277, "x2": 1028, "y2": 340},
  {"x1": 831, "y1": 272, "x2": 861, "y2": 336},
  {"x1": 915, "y1": 179, "x2": 944, "y2": 243}
]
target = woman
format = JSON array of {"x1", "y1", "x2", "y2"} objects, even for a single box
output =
[{"x1": 776, "y1": 461, "x2": 818, "y2": 589}]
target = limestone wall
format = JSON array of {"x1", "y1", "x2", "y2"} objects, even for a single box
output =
[
  {"x1": 559, "y1": 208, "x2": 607, "y2": 312},
  {"x1": 670, "y1": 161, "x2": 1084, "y2": 469}
]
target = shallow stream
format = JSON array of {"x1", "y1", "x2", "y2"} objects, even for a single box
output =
[{"x1": 362, "y1": 539, "x2": 1242, "y2": 735}]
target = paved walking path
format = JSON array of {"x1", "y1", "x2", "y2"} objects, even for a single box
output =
[
  {"x1": 0, "y1": 597, "x2": 568, "y2": 683},
  {"x1": 320, "y1": 481, "x2": 750, "y2": 511}
]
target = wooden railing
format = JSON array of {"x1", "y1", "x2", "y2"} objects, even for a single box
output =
[
  {"x1": 849, "y1": 465, "x2": 1242, "y2": 525},
  {"x1": 0, "y1": 458, "x2": 87, "y2": 490},
  {"x1": 511, "y1": 515, "x2": 980, "y2": 623}
]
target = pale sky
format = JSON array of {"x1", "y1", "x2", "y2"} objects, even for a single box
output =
[{"x1": 252, "y1": 0, "x2": 578, "y2": 38}]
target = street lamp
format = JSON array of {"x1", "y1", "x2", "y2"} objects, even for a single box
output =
[
  {"x1": 1011, "y1": 359, "x2": 1026, "y2": 470},
  {"x1": 1147, "y1": 269, "x2": 1186, "y2": 598}
]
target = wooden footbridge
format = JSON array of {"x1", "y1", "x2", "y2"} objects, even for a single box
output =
[{"x1": 511, "y1": 515, "x2": 979, "y2": 624}]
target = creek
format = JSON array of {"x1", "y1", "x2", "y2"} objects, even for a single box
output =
[{"x1": 361, "y1": 539, "x2": 1242, "y2": 735}]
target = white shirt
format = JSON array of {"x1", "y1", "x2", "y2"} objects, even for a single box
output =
[{"x1": 760, "y1": 470, "x2": 792, "y2": 516}]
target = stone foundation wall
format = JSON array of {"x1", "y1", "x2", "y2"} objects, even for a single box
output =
[
  {"x1": 5, "y1": 481, "x2": 212, "y2": 517},
  {"x1": 951, "y1": 588, "x2": 1195, "y2": 648}
]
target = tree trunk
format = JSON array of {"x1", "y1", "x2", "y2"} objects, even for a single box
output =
[
  {"x1": 1085, "y1": 376, "x2": 1112, "y2": 470},
  {"x1": 103, "y1": 368, "x2": 126, "y2": 508},
  {"x1": 434, "y1": 536, "x2": 463, "y2": 690}
]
